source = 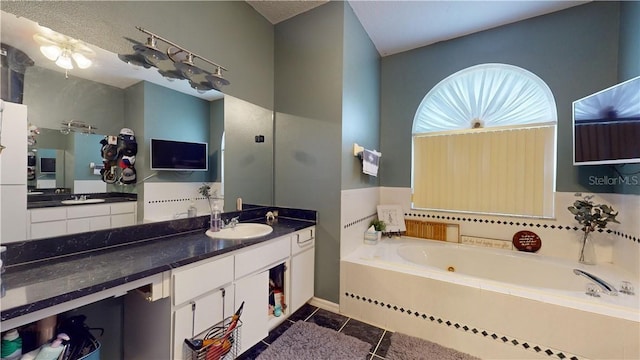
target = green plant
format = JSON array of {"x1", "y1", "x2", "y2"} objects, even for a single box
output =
[
  {"x1": 567, "y1": 193, "x2": 620, "y2": 263},
  {"x1": 198, "y1": 183, "x2": 213, "y2": 214},
  {"x1": 369, "y1": 219, "x2": 386, "y2": 232},
  {"x1": 567, "y1": 193, "x2": 620, "y2": 232}
]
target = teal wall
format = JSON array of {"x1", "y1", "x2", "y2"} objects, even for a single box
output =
[
  {"x1": 74, "y1": 133, "x2": 106, "y2": 181},
  {"x1": 142, "y1": 82, "x2": 211, "y2": 183},
  {"x1": 341, "y1": 3, "x2": 381, "y2": 190},
  {"x1": 223, "y1": 96, "x2": 274, "y2": 210},
  {"x1": 4, "y1": 1, "x2": 274, "y2": 110},
  {"x1": 275, "y1": 1, "x2": 345, "y2": 302},
  {"x1": 614, "y1": 0, "x2": 640, "y2": 194},
  {"x1": 23, "y1": 66, "x2": 125, "y2": 135},
  {"x1": 379, "y1": 2, "x2": 626, "y2": 195},
  {"x1": 618, "y1": 1, "x2": 640, "y2": 82},
  {"x1": 209, "y1": 99, "x2": 225, "y2": 183},
  {"x1": 274, "y1": 1, "x2": 380, "y2": 302}
]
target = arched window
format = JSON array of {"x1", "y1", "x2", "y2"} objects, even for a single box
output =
[{"x1": 412, "y1": 63, "x2": 557, "y2": 217}]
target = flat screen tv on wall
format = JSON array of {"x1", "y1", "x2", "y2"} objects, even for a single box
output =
[
  {"x1": 39, "y1": 157, "x2": 56, "y2": 174},
  {"x1": 573, "y1": 75, "x2": 640, "y2": 165},
  {"x1": 150, "y1": 138, "x2": 208, "y2": 171}
]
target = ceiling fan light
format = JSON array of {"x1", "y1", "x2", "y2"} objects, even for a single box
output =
[
  {"x1": 72, "y1": 52, "x2": 92, "y2": 69},
  {"x1": 55, "y1": 53, "x2": 73, "y2": 70},
  {"x1": 40, "y1": 45, "x2": 62, "y2": 61}
]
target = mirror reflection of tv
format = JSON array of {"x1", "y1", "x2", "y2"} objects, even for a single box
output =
[
  {"x1": 40, "y1": 157, "x2": 56, "y2": 174},
  {"x1": 150, "y1": 138, "x2": 208, "y2": 171},
  {"x1": 573, "y1": 75, "x2": 640, "y2": 165}
]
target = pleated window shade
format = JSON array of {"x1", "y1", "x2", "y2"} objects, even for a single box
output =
[{"x1": 412, "y1": 125, "x2": 556, "y2": 218}]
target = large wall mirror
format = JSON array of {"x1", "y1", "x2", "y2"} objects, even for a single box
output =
[{"x1": 1, "y1": 10, "x2": 274, "y2": 238}]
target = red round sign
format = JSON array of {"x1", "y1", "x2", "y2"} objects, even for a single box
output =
[{"x1": 512, "y1": 230, "x2": 542, "y2": 252}]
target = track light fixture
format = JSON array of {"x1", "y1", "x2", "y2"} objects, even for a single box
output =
[
  {"x1": 60, "y1": 120, "x2": 98, "y2": 135},
  {"x1": 125, "y1": 27, "x2": 230, "y2": 92}
]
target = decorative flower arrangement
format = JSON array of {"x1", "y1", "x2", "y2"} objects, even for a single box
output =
[
  {"x1": 198, "y1": 183, "x2": 214, "y2": 215},
  {"x1": 567, "y1": 193, "x2": 620, "y2": 264}
]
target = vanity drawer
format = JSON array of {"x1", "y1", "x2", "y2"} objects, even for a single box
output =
[
  {"x1": 111, "y1": 202, "x2": 136, "y2": 215},
  {"x1": 30, "y1": 208, "x2": 67, "y2": 223},
  {"x1": 173, "y1": 255, "x2": 234, "y2": 306},
  {"x1": 291, "y1": 227, "x2": 315, "y2": 255},
  {"x1": 31, "y1": 221, "x2": 66, "y2": 239},
  {"x1": 111, "y1": 213, "x2": 136, "y2": 227},
  {"x1": 67, "y1": 204, "x2": 110, "y2": 219},
  {"x1": 235, "y1": 236, "x2": 290, "y2": 279}
]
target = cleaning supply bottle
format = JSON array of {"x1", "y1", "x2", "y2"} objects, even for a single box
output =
[
  {"x1": 187, "y1": 201, "x2": 197, "y2": 218},
  {"x1": 210, "y1": 202, "x2": 221, "y2": 232},
  {"x1": 1, "y1": 329, "x2": 22, "y2": 360},
  {"x1": 33, "y1": 333, "x2": 69, "y2": 360}
]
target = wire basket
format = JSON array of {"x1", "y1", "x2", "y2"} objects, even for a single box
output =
[{"x1": 185, "y1": 316, "x2": 242, "y2": 360}]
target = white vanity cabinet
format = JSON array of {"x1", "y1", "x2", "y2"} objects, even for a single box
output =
[
  {"x1": 66, "y1": 204, "x2": 111, "y2": 234},
  {"x1": 28, "y1": 207, "x2": 67, "y2": 239},
  {"x1": 123, "y1": 225, "x2": 316, "y2": 360},
  {"x1": 27, "y1": 201, "x2": 137, "y2": 239},
  {"x1": 234, "y1": 235, "x2": 291, "y2": 354},
  {"x1": 290, "y1": 227, "x2": 315, "y2": 313}
]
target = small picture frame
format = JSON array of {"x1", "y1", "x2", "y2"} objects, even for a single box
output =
[{"x1": 377, "y1": 205, "x2": 406, "y2": 232}]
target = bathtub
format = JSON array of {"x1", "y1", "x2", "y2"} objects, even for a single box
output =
[{"x1": 340, "y1": 237, "x2": 639, "y2": 359}]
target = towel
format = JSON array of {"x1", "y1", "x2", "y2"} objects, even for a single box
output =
[{"x1": 362, "y1": 149, "x2": 381, "y2": 176}]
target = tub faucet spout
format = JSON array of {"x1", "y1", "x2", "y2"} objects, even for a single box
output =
[{"x1": 573, "y1": 269, "x2": 618, "y2": 296}]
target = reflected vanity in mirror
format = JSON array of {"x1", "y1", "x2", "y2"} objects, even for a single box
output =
[{"x1": 0, "y1": 10, "x2": 274, "y2": 242}]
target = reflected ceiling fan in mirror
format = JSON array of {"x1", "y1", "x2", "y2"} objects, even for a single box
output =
[{"x1": 119, "y1": 27, "x2": 230, "y2": 92}]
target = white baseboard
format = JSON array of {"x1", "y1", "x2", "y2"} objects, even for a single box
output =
[{"x1": 308, "y1": 297, "x2": 340, "y2": 314}]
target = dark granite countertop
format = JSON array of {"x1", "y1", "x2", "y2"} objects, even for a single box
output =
[
  {"x1": 1, "y1": 209, "x2": 315, "y2": 323},
  {"x1": 27, "y1": 192, "x2": 137, "y2": 209}
]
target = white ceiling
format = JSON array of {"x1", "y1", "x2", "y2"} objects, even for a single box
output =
[{"x1": 247, "y1": 0, "x2": 589, "y2": 56}]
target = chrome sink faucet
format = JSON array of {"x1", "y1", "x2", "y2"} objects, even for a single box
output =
[
  {"x1": 573, "y1": 269, "x2": 618, "y2": 296},
  {"x1": 224, "y1": 217, "x2": 239, "y2": 229}
]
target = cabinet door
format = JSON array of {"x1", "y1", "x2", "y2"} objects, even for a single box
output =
[
  {"x1": 291, "y1": 246, "x2": 315, "y2": 313},
  {"x1": 0, "y1": 102, "x2": 27, "y2": 185},
  {"x1": 173, "y1": 285, "x2": 234, "y2": 360},
  {"x1": 67, "y1": 216, "x2": 110, "y2": 235},
  {"x1": 1, "y1": 185, "x2": 27, "y2": 242},
  {"x1": 235, "y1": 270, "x2": 269, "y2": 355},
  {"x1": 111, "y1": 213, "x2": 136, "y2": 227}
]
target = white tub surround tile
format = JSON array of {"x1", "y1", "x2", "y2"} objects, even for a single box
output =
[
  {"x1": 340, "y1": 187, "x2": 380, "y2": 258},
  {"x1": 341, "y1": 258, "x2": 639, "y2": 360}
]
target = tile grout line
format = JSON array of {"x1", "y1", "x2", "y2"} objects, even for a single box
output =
[
  {"x1": 303, "y1": 307, "x2": 320, "y2": 321},
  {"x1": 337, "y1": 317, "x2": 351, "y2": 332},
  {"x1": 369, "y1": 329, "x2": 387, "y2": 360}
]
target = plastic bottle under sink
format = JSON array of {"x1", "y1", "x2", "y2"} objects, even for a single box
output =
[{"x1": 34, "y1": 333, "x2": 70, "y2": 360}]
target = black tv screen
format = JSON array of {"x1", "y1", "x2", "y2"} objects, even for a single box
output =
[
  {"x1": 40, "y1": 157, "x2": 56, "y2": 173},
  {"x1": 150, "y1": 138, "x2": 208, "y2": 171},
  {"x1": 573, "y1": 75, "x2": 640, "y2": 165}
]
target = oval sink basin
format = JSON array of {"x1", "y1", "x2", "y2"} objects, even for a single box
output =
[
  {"x1": 61, "y1": 198, "x2": 107, "y2": 205},
  {"x1": 206, "y1": 223, "x2": 273, "y2": 240}
]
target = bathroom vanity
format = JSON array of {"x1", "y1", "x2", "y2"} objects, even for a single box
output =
[
  {"x1": 1, "y1": 208, "x2": 316, "y2": 359},
  {"x1": 26, "y1": 194, "x2": 137, "y2": 239}
]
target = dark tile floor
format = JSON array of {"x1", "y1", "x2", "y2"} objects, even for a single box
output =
[{"x1": 237, "y1": 303, "x2": 392, "y2": 360}]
